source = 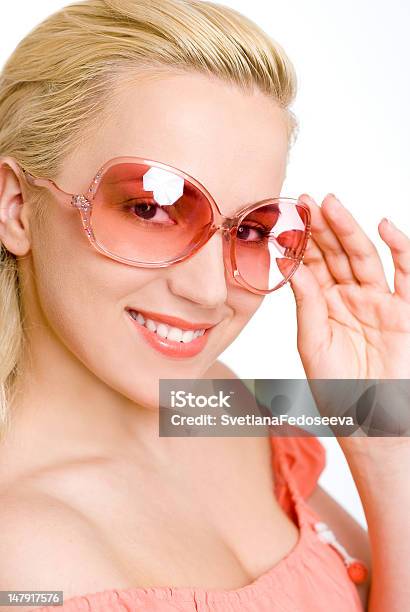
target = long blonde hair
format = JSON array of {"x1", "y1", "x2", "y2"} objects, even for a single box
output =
[{"x1": 0, "y1": 0, "x2": 298, "y2": 439}]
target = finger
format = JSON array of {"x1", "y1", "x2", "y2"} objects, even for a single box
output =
[
  {"x1": 287, "y1": 260, "x2": 332, "y2": 356},
  {"x1": 304, "y1": 234, "x2": 343, "y2": 291},
  {"x1": 378, "y1": 217, "x2": 410, "y2": 302},
  {"x1": 299, "y1": 193, "x2": 357, "y2": 286},
  {"x1": 320, "y1": 194, "x2": 391, "y2": 293}
]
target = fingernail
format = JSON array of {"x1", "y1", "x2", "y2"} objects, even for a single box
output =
[
  {"x1": 327, "y1": 193, "x2": 343, "y2": 209},
  {"x1": 327, "y1": 193, "x2": 341, "y2": 203},
  {"x1": 383, "y1": 217, "x2": 396, "y2": 228}
]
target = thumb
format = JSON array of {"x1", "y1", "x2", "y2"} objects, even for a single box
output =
[{"x1": 288, "y1": 262, "x2": 331, "y2": 355}]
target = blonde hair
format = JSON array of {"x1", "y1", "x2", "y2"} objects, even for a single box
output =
[{"x1": 0, "y1": 0, "x2": 298, "y2": 438}]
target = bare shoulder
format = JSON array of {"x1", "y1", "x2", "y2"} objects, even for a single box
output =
[
  {"x1": 307, "y1": 484, "x2": 372, "y2": 609},
  {"x1": 0, "y1": 486, "x2": 126, "y2": 610},
  {"x1": 202, "y1": 359, "x2": 238, "y2": 379}
]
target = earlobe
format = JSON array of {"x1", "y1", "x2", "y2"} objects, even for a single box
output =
[{"x1": 0, "y1": 159, "x2": 32, "y2": 257}]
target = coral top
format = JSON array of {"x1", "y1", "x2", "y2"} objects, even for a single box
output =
[{"x1": 33, "y1": 435, "x2": 366, "y2": 612}]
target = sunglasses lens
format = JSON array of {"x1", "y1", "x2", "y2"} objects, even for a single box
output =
[
  {"x1": 90, "y1": 162, "x2": 213, "y2": 264},
  {"x1": 234, "y1": 201, "x2": 309, "y2": 292},
  {"x1": 89, "y1": 163, "x2": 309, "y2": 293}
]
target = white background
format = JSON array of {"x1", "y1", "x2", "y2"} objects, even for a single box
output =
[{"x1": 2, "y1": 1, "x2": 410, "y2": 529}]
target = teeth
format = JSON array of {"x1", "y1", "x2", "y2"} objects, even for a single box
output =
[
  {"x1": 145, "y1": 318, "x2": 157, "y2": 333},
  {"x1": 128, "y1": 310, "x2": 206, "y2": 343},
  {"x1": 136, "y1": 312, "x2": 145, "y2": 325},
  {"x1": 181, "y1": 330, "x2": 195, "y2": 343},
  {"x1": 156, "y1": 323, "x2": 169, "y2": 338},
  {"x1": 168, "y1": 327, "x2": 183, "y2": 342}
]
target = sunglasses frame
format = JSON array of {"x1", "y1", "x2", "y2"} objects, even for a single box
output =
[{"x1": 17, "y1": 156, "x2": 311, "y2": 295}]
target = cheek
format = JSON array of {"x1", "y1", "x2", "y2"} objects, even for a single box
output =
[
  {"x1": 31, "y1": 214, "x2": 161, "y2": 378},
  {"x1": 228, "y1": 288, "x2": 265, "y2": 325},
  {"x1": 34, "y1": 253, "x2": 168, "y2": 407},
  {"x1": 214, "y1": 290, "x2": 264, "y2": 355}
]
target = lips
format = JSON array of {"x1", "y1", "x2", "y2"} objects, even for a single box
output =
[{"x1": 125, "y1": 308, "x2": 214, "y2": 358}]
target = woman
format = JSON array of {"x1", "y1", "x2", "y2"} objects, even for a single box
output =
[{"x1": 0, "y1": 0, "x2": 409, "y2": 610}]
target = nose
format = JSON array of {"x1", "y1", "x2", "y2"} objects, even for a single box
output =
[{"x1": 166, "y1": 228, "x2": 229, "y2": 308}]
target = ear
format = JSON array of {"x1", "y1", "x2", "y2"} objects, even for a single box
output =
[{"x1": 0, "y1": 157, "x2": 31, "y2": 257}]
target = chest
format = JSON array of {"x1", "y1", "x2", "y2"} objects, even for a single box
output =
[{"x1": 74, "y1": 448, "x2": 300, "y2": 590}]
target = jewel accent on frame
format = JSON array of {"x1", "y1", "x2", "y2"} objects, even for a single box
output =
[
  {"x1": 88, "y1": 170, "x2": 104, "y2": 195},
  {"x1": 71, "y1": 195, "x2": 91, "y2": 210}
]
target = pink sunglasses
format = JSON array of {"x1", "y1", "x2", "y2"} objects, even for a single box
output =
[{"x1": 17, "y1": 156, "x2": 311, "y2": 295}]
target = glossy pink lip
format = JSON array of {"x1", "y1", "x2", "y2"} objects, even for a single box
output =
[
  {"x1": 125, "y1": 310, "x2": 212, "y2": 359},
  {"x1": 125, "y1": 308, "x2": 216, "y2": 331}
]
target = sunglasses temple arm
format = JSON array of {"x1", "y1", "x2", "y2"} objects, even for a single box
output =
[{"x1": 21, "y1": 169, "x2": 76, "y2": 207}]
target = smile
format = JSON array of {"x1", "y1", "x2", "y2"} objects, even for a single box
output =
[
  {"x1": 128, "y1": 309, "x2": 206, "y2": 343},
  {"x1": 125, "y1": 308, "x2": 214, "y2": 359}
]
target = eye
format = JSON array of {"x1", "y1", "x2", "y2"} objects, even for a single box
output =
[
  {"x1": 237, "y1": 223, "x2": 270, "y2": 242},
  {"x1": 123, "y1": 200, "x2": 176, "y2": 225}
]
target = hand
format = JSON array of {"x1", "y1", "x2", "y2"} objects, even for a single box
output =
[{"x1": 289, "y1": 193, "x2": 410, "y2": 381}]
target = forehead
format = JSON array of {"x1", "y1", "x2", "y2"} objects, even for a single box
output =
[{"x1": 64, "y1": 70, "x2": 290, "y2": 216}]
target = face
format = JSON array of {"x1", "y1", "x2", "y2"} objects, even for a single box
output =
[{"x1": 13, "y1": 70, "x2": 290, "y2": 410}]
